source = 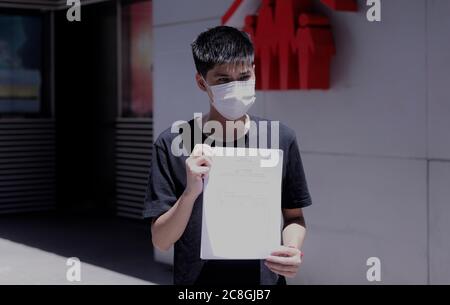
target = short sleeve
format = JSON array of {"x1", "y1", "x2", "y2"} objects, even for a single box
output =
[
  {"x1": 142, "y1": 142, "x2": 178, "y2": 219},
  {"x1": 281, "y1": 135, "x2": 312, "y2": 209}
]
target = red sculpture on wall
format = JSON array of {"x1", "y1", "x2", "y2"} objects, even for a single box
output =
[{"x1": 222, "y1": 0, "x2": 357, "y2": 90}]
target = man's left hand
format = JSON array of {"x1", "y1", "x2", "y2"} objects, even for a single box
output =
[{"x1": 264, "y1": 246, "x2": 303, "y2": 278}]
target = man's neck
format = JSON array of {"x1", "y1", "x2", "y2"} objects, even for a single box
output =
[{"x1": 202, "y1": 107, "x2": 249, "y2": 143}]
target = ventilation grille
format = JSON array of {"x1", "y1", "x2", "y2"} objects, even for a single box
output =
[
  {"x1": 0, "y1": 119, "x2": 56, "y2": 214},
  {"x1": 115, "y1": 118, "x2": 152, "y2": 219}
]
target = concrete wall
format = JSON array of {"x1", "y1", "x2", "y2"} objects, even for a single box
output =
[{"x1": 152, "y1": 0, "x2": 450, "y2": 284}]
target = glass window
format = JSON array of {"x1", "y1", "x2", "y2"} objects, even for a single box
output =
[{"x1": 0, "y1": 13, "x2": 44, "y2": 116}]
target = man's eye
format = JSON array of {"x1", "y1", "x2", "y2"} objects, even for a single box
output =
[
  {"x1": 239, "y1": 75, "x2": 251, "y2": 81},
  {"x1": 218, "y1": 78, "x2": 230, "y2": 83}
]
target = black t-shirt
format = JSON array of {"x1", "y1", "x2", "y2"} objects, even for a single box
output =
[{"x1": 143, "y1": 116, "x2": 312, "y2": 285}]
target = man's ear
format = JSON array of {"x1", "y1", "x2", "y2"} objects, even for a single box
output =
[{"x1": 195, "y1": 73, "x2": 207, "y2": 92}]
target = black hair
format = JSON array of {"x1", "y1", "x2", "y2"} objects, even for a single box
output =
[{"x1": 191, "y1": 25, "x2": 254, "y2": 77}]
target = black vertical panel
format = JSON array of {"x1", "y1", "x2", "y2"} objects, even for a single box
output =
[{"x1": 54, "y1": 1, "x2": 117, "y2": 212}]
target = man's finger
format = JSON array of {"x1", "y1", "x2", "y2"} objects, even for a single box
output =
[
  {"x1": 266, "y1": 255, "x2": 299, "y2": 266},
  {"x1": 265, "y1": 261, "x2": 297, "y2": 273},
  {"x1": 265, "y1": 264, "x2": 296, "y2": 278},
  {"x1": 191, "y1": 165, "x2": 210, "y2": 175},
  {"x1": 201, "y1": 144, "x2": 214, "y2": 157},
  {"x1": 192, "y1": 144, "x2": 204, "y2": 157},
  {"x1": 192, "y1": 144, "x2": 214, "y2": 157},
  {"x1": 194, "y1": 156, "x2": 212, "y2": 167},
  {"x1": 271, "y1": 246, "x2": 299, "y2": 257}
]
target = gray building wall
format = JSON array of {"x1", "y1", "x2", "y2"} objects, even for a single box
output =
[{"x1": 152, "y1": 0, "x2": 450, "y2": 284}]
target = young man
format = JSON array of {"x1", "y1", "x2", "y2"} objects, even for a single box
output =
[{"x1": 143, "y1": 26, "x2": 312, "y2": 285}]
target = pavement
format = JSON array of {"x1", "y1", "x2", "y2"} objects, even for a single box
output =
[{"x1": 0, "y1": 211, "x2": 172, "y2": 285}]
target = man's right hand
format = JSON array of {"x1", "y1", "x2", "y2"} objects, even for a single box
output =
[
  {"x1": 184, "y1": 144, "x2": 213, "y2": 198},
  {"x1": 152, "y1": 143, "x2": 214, "y2": 251}
]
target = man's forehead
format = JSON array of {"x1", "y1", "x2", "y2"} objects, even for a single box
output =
[{"x1": 211, "y1": 63, "x2": 253, "y2": 75}]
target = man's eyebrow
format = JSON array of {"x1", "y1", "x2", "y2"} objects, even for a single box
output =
[{"x1": 213, "y1": 70, "x2": 251, "y2": 77}]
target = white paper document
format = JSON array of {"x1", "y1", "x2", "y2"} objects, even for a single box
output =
[{"x1": 201, "y1": 147, "x2": 283, "y2": 260}]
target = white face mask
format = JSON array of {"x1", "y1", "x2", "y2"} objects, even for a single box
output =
[{"x1": 203, "y1": 78, "x2": 256, "y2": 120}]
